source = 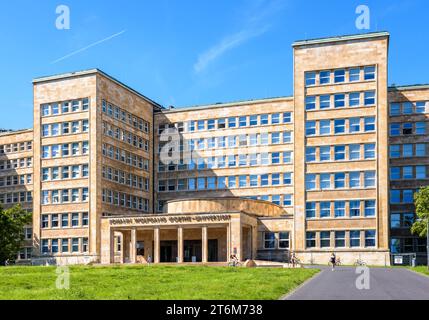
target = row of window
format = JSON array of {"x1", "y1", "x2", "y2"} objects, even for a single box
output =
[
  {"x1": 306, "y1": 200, "x2": 376, "y2": 219},
  {"x1": 157, "y1": 194, "x2": 293, "y2": 212},
  {"x1": 102, "y1": 166, "x2": 149, "y2": 191},
  {"x1": 306, "y1": 230, "x2": 377, "y2": 249},
  {"x1": 102, "y1": 143, "x2": 150, "y2": 171},
  {"x1": 41, "y1": 238, "x2": 89, "y2": 254},
  {"x1": 306, "y1": 144, "x2": 376, "y2": 163},
  {"x1": 102, "y1": 189, "x2": 149, "y2": 212},
  {"x1": 305, "y1": 66, "x2": 376, "y2": 87},
  {"x1": 390, "y1": 166, "x2": 428, "y2": 180},
  {"x1": 102, "y1": 100, "x2": 150, "y2": 134},
  {"x1": 41, "y1": 98, "x2": 90, "y2": 117},
  {"x1": 263, "y1": 232, "x2": 290, "y2": 249},
  {"x1": 0, "y1": 141, "x2": 32, "y2": 155},
  {"x1": 0, "y1": 191, "x2": 33, "y2": 204},
  {"x1": 158, "y1": 152, "x2": 294, "y2": 172},
  {"x1": 41, "y1": 188, "x2": 89, "y2": 205},
  {"x1": 306, "y1": 171, "x2": 376, "y2": 191},
  {"x1": 0, "y1": 174, "x2": 32, "y2": 188},
  {"x1": 391, "y1": 212, "x2": 415, "y2": 229},
  {"x1": 391, "y1": 238, "x2": 427, "y2": 254},
  {"x1": 42, "y1": 165, "x2": 89, "y2": 181},
  {"x1": 103, "y1": 122, "x2": 149, "y2": 152},
  {"x1": 160, "y1": 113, "x2": 293, "y2": 135},
  {"x1": 0, "y1": 157, "x2": 33, "y2": 171},
  {"x1": 41, "y1": 212, "x2": 89, "y2": 229},
  {"x1": 42, "y1": 141, "x2": 89, "y2": 159},
  {"x1": 306, "y1": 117, "x2": 376, "y2": 136},
  {"x1": 390, "y1": 189, "x2": 416, "y2": 204},
  {"x1": 42, "y1": 119, "x2": 89, "y2": 137},
  {"x1": 390, "y1": 144, "x2": 427, "y2": 158},
  {"x1": 390, "y1": 122, "x2": 427, "y2": 136},
  {"x1": 158, "y1": 131, "x2": 293, "y2": 153},
  {"x1": 305, "y1": 91, "x2": 376, "y2": 111},
  {"x1": 390, "y1": 101, "x2": 428, "y2": 116},
  {"x1": 158, "y1": 173, "x2": 294, "y2": 192}
]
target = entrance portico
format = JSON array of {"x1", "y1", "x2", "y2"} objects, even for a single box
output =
[{"x1": 101, "y1": 198, "x2": 287, "y2": 265}]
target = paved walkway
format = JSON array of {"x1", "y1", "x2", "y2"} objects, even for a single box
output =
[{"x1": 285, "y1": 267, "x2": 429, "y2": 300}]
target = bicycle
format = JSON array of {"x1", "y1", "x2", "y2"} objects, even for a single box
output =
[
  {"x1": 354, "y1": 259, "x2": 366, "y2": 266},
  {"x1": 228, "y1": 260, "x2": 242, "y2": 267}
]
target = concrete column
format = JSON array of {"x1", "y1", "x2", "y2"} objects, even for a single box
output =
[
  {"x1": 130, "y1": 228, "x2": 137, "y2": 264},
  {"x1": 230, "y1": 218, "x2": 242, "y2": 261},
  {"x1": 202, "y1": 226, "x2": 208, "y2": 263},
  {"x1": 177, "y1": 227, "x2": 184, "y2": 263},
  {"x1": 123, "y1": 231, "x2": 130, "y2": 264},
  {"x1": 109, "y1": 229, "x2": 115, "y2": 264},
  {"x1": 252, "y1": 226, "x2": 258, "y2": 260},
  {"x1": 154, "y1": 228, "x2": 160, "y2": 263},
  {"x1": 226, "y1": 225, "x2": 231, "y2": 261}
]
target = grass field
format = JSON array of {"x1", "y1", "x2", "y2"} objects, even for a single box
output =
[
  {"x1": 0, "y1": 265, "x2": 319, "y2": 300},
  {"x1": 412, "y1": 266, "x2": 429, "y2": 277}
]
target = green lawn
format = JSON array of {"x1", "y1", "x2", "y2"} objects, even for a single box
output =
[
  {"x1": 0, "y1": 265, "x2": 318, "y2": 300},
  {"x1": 411, "y1": 266, "x2": 429, "y2": 277}
]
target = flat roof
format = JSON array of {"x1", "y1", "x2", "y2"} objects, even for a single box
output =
[
  {"x1": 0, "y1": 128, "x2": 33, "y2": 137},
  {"x1": 33, "y1": 69, "x2": 163, "y2": 110},
  {"x1": 389, "y1": 84, "x2": 429, "y2": 91},
  {"x1": 159, "y1": 96, "x2": 293, "y2": 114},
  {"x1": 293, "y1": 31, "x2": 390, "y2": 47}
]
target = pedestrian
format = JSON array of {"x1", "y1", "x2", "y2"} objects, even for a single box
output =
[
  {"x1": 330, "y1": 252, "x2": 337, "y2": 271},
  {"x1": 290, "y1": 251, "x2": 297, "y2": 268},
  {"x1": 147, "y1": 255, "x2": 152, "y2": 265}
]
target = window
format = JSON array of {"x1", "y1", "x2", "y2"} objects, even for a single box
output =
[
  {"x1": 334, "y1": 70, "x2": 345, "y2": 83},
  {"x1": 264, "y1": 233, "x2": 276, "y2": 249},
  {"x1": 349, "y1": 68, "x2": 360, "y2": 82},
  {"x1": 365, "y1": 200, "x2": 376, "y2": 217},
  {"x1": 306, "y1": 96, "x2": 316, "y2": 110},
  {"x1": 390, "y1": 167, "x2": 401, "y2": 180},
  {"x1": 390, "y1": 145, "x2": 400, "y2": 158},
  {"x1": 271, "y1": 114, "x2": 280, "y2": 125},
  {"x1": 319, "y1": 71, "x2": 330, "y2": 84},
  {"x1": 239, "y1": 176, "x2": 247, "y2": 188},
  {"x1": 320, "y1": 120, "x2": 331, "y2": 135},
  {"x1": 260, "y1": 114, "x2": 269, "y2": 125},
  {"x1": 334, "y1": 146, "x2": 345, "y2": 161},
  {"x1": 390, "y1": 190, "x2": 401, "y2": 204},
  {"x1": 271, "y1": 132, "x2": 280, "y2": 144},
  {"x1": 207, "y1": 119, "x2": 215, "y2": 130},
  {"x1": 334, "y1": 173, "x2": 345, "y2": 189},
  {"x1": 334, "y1": 119, "x2": 345, "y2": 134},
  {"x1": 283, "y1": 112, "x2": 292, "y2": 123},
  {"x1": 365, "y1": 230, "x2": 376, "y2": 248},
  {"x1": 364, "y1": 144, "x2": 375, "y2": 159},
  {"x1": 283, "y1": 131, "x2": 292, "y2": 143},
  {"x1": 249, "y1": 115, "x2": 258, "y2": 126},
  {"x1": 349, "y1": 144, "x2": 361, "y2": 160},
  {"x1": 283, "y1": 152, "x2": 292, "y2": 164},
  {"x1": 349, "y1": 92, "x2": 360, "y2": 107},
  {"x1": 62, "y1": 214, "x2": 69, "y2": 228},
  {"x1": 364, "y1": 91, "x2": 376, "y2": 106},
  {"x1": 197, "y1": 120, "x2": 205, "y2": 131},
  {"x1": 218, "y1": 118, "x2": 226, "y2": 129},
  {"x1": 416, "y1": 166, "x2": 426, "y2": 179},
  {"x1": 51, "y1": 103, "x2": 59, "y2": 115},
  {"x1": 72, "y1": 238, "x2": 79, "y2": 252},
  {"x1": 279, "y1": 232, "x2": 290, "y2": 249},
  {"x1": 320, "y1": 95, "x2": 330, "y2": 109},
  {"x1": 416, "y1": 122, "x2": 426, "y2": 135},
  {"x1": 306, "y1": 121, "x2": 316, "y2": 136},
  {"x1": 320, "y1": 174, "x2": 331, "y2": 190},
  {"x1": 320, "y1": 202, "x2": 331, "y2": 218},
  {"x1": 403, "y1": 123, "x2": 413, "y2": 135},
  {"x1": 306, "y1": 147, "x2": 316, "y2": 162},
  {"x1": 335, "y1": 231, "x2": 346, "y2": 248},
  {"x1": 403, "y1": 190, "x2": 414, "y2": 203},
  {"x1": 390, "y1": 103, "x2": 401, "y2": 116},
  {"x1": 416, "y1": 101, "x2": 426, "y2": 114},
  {"x1": 320, "y1": 231, "x2": 331, "y2": 248},
  {"x1": 350, "y1": 201, "x2": 361, "y2": 217},
  {"x1": 320, "y1": 146, "x2": 331, "y2": 162},
  {"x1": 42, "y1": 105, "x2": 50, "y2": 117},
  {"x1": 228, "y1": 177, "x2": 236, "y2": 189},
  {"x1": 349, "y1": 172, "x2": 361, "y2": 189},
  {"x1": 305, "y1": 72, "x2": 316, "y2": 86},
  {"x1": 260, "y1": 174, "x2": 269, "y2": 187},
  {"x1": 403, "y1": 166, "x2": 413, "y2": 179},
  {"x1": 51, "y1": 239, "x2": 59, "y2": 253},
  {"x1": 364, "y1": 66, "x2": 376, "y2": 80},
  {"x1": 41, "y1": 215, "x2": 49, "y2": 229},
  {"x1": 364, "y1": 117, "x2": 375, "y2": 132},
  {"x1": 228, "y1": 117, "x2": 236, "y2": 128},
  {"x1": 239, "y1": 117, "x2": 247, "y2": 127},
  {"x1": 306, "y1": 232, "x2": 316, "y2": 248},
  {"x1": 350, "y1": 231, "x2": 361, "y2": 247},
  {"x1": 283, "y1": 195, "x2": 292, "y2": 206},
  {"x1": 306, "y1": 175, "x2": 316, "y2": 191},
  {"x1": 403, "y1": 102, "x2": 413, "y2": 115},
  {"x1": 364, "y1": 171, "x2": 376, "y2": 188},
  {"x1": 334, "y1": 94, "x2": 345, "y2": 108},
  {"x1": 416, "y1": 144, "x2": 426, "y2": 157},
  {"x1": 334, "y1": 201, "x2": 345, "y2": 218}
]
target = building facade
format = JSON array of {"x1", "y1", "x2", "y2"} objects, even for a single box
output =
[{"x1": 1, "y1": 32, "x2": 428, "y2": 266}]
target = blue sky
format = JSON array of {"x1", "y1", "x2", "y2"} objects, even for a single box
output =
[{"x1": 0, "y1": 0, "x2": 428, "y2": 129}]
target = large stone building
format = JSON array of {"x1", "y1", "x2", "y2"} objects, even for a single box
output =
[{"x1": 1, "y1": 32, "x2": 428, "y2": 266}]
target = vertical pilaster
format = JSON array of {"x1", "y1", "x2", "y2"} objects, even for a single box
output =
[
  {"x1": 177, "y1": 227, "x2": 184, "y2": 263},
  {"x1": 154, "y1": 228, "x2": 160, "y2": 263},
  {"x1": 202, "y1": 226, "x2": 208, "y2": 263}
]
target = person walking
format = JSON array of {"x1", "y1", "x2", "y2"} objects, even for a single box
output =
[{"x1": 330, "y1": 252, "x2": 337, "y2": 271}]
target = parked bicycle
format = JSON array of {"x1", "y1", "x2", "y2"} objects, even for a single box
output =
[{"x1": 354, "y1": 258, "x2": 366, "y2": 266}]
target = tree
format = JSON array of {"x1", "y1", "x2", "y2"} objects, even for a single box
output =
[
  {"x1": 0, "y1": 205, "x2": 32, "y2": 265},
  {"x1": 412, "y1": 187, "x2": 429, "y2": 238}
]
